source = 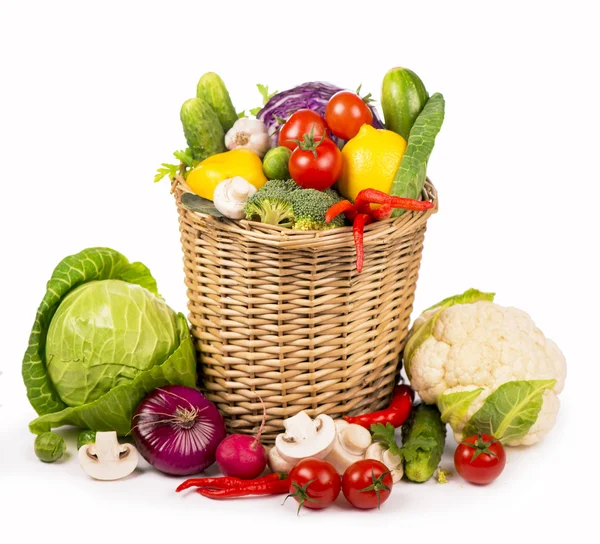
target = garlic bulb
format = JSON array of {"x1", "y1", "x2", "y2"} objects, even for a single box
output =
[{"x1": 225, "y1": 118, "x2": 270, "y2": 157}]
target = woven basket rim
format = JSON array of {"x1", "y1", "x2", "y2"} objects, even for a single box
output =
[{"x1": 173, "y1": 176, "x2": 438, "y2": 241}]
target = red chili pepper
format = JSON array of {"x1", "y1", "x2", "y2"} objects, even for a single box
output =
[
  {"x1": 356, "y1": 188, "x2": 435, "y2": 212},
  {"x1": 325, "y1": 189, "x2": 433, "y2": 274},
  {"x1": 344, "y1": 384, "x2": 414, "y2": 428},
  {"x1": 325, "y1": 200, "x2": 355, "y2": 224},
  {"x1": 369, "y1": 203, "x2": 392, "y2": 221},
  {"x1": 353, "y1": 213, "x2": 372, "y2": 273},
  {"x1": 196, "y1": 477, "x2": 291, "y2": 499},
  {"x1": 176, "y1": 472, "x2": 285, "y2": 493}
]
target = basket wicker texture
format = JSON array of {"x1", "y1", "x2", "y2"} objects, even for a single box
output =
[{"x1": 174, "y1": 177, "x2": 437, "y2": 441}]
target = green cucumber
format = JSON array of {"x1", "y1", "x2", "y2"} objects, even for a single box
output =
[
  {"x1": 381, "y1": 67, "x2": 429, "y2": 140},
  {"x1": 196, "y1": 72, "x2": 238, "y2": 133},
  {"x1": 262, "y1": 146, "x2": 291, "y2": 180},
  {"x1": 180, "y1": 97, "x2": 225, "y2": 162},
  {"x1": 401, "y1": 403, "x2": 446, "y2": 483},
  {"x1": 390, "y1": 93, "x2": 445, "y2": 213}
]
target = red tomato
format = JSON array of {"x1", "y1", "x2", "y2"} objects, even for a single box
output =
[
  {"x1": 454, "y1": 433, "x2": 506, "y2": 485},
  {"x1": 289, "y1": 135, "x2": 342, "y2": 190},
  {"x1": 342, "y1": 459, "x2": 393, "y2": 510},
  {"x1": 287, "y1": 458, "x2": 341, "y2": 513},
  {"x1": 325, "y1": 91, "x2": 373, "y2": 140},
  {"x1": 278, "y1": 109, "x2": 328, "y2": 151}
]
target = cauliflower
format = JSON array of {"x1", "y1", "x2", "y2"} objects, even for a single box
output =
[{"x1": 404, "y1": 289, "x2": 566, "y2": 446}]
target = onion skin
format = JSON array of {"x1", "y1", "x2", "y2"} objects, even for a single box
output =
[{"x1": 132, "y1": 385, "x2": 226, "y2": 476}]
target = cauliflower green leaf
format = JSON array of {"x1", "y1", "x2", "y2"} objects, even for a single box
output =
[
  {"x1": 463, "y1": 380, "x2": 556, "y2": 443},
  {"x1": 437, "y1": 389, "x2": 484, "y2": 430}
]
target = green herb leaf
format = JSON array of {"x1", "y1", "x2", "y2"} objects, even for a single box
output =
[
  {"x1": 399, "y1": 436, "x2": 438, "y2": 462},
  {"x1": 463, "y1": 380, "x2": 557, "y2": 443},
  {"x1": 257, "y1": 83, "x2": 277, "y2": 105},
  {"x1": 181, "y1": 192, "x2": 224, "y2": 217},
  {"x1": 390, "y1": 92, "x2": 445, "y2": 214},
  {"x1": 237, "y1": 110, "x2": 247, "y2": 118},
  {"x1": 173, "y1": 148, "x2": 196, "y2": 168},
  {"x1": 249, "y1": 107, "x2": 262, "y2": 116},
  {"x1": 370, "y1": 423, "x2": 402, "y2": 458},
  {"x1": 154, "y1": 163, "x2": 179, "y2": 183}
]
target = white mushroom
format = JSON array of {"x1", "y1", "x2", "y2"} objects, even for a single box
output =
[
  {"x1": 325, "y1": 420, "x2": 372, "y2": 474},
  {"x1": 365, "y1": 442, "x2": 404, "y2": 483},
  {"x1": 267, "y1": 446, "x2": 295, "y2": 474},
  {"x1": 78, "y1": 431, "x2": 138, "y2": 481},
  {"x1": 275, "y1": 411, "x2": 336, "y2": 464},
  {"x1": 213, "y1": 176, "x2": 257, "y2": 219}
]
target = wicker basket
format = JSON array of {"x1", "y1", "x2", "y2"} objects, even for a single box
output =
[{"x1": 174, "y1": 177, "x2": 437, "y2": 441}]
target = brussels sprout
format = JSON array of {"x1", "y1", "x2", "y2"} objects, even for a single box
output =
[
  {"x1": 262, "y1": 146, "x2": 291, "y2": 180},
  {"x1": 77, "y1": 430, "x2": 97, "y2": 450},
  {"x1": 34, "y1": 432, "x2": 66, "y2": 463}
]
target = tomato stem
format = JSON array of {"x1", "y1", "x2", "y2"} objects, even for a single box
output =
[
  {"x1": 461, "y1": 434, "x2": 501, "y2": 462},
  {"x1": 283, "y1": 478, "x2": 320, "y2": 515},
  {"x1": 358, "y1": 469, "x2": 391, "y2": 509},
  {"x1": 289, "y1": 124, "x2": 326, "y2": 158}
]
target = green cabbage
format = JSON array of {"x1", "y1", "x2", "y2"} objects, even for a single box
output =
[{"x1": 22, "y1": 247, "x2": 197, "y2": 436}]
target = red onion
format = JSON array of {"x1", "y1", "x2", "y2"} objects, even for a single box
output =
[{"x1": 132, "y1": 385, "x2": 226, "y2": 476}]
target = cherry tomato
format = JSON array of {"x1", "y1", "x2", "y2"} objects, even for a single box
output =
[
  {"x1": 286, "y1": 458, "x2": 341, "y2": 514},
  {"x1": 278, "y1": 109, "x2": 328, "y2": 151},
  {"x1": 342, "y1": 459, "x2": 393, "y2": 510},
  {"x1": 289, "y1": 134, "x2": 342, "y2": 190},
  {"x1": 325, "y1": 91, "x2": 373, "y2": 140},
  {"x1": 454, "y1": 433, "x2": 506, "y2": 485}
]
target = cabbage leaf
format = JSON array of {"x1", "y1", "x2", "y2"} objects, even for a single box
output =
[{"x1": 463, "y1": 380, "x2": 556, "y2": 443}]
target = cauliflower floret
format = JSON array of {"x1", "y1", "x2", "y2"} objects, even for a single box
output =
[{"x1": 408, "y1": 299, "x2": 566, "y2": 446}]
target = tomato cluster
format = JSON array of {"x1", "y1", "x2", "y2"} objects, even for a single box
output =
[
  {"x1": 285, "y1": 457, "x2": 393, "y2": 514},
  {"x1": 278, "y1": 91, "x2": 374, "y2": 191}
]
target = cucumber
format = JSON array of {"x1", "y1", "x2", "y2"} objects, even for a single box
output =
[
  {"x1": 180, "y1": 97, "x2": 225, "y2": 162},
  {"x1": 390, "y1": 93, "x2": 445, "y2": 212},
  {"x1": 262, "y1": 146, "x2": 291, "y2": 180},
  {"x1": 196, "y1": 72, "x2": 238, "y2": 133},
  {"x1": 401, "y1": 403, "x2": 446, "y2": 483},
  {"x1": 381, "y1": 67, "x2": 429, "y2": 141}
]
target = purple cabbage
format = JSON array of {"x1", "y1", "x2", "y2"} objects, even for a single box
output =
[{"x1": 257, "y1": 81, "x2": 384, "y2": 146}]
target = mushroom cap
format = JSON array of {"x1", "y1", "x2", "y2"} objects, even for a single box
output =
[{"x1": 276, "y1": 412, "x2": 336, "y2": 464}]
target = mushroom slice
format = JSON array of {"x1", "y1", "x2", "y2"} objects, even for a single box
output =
[
  {"x1": 325, "y1": 421, "x2": 372, "y2": 474},
  {"x1": 78, "y1": 431, "x2": 139, "y2": 481},
  {"x1": 275, "y1": 411, "x2": 336, "y2": 464}
]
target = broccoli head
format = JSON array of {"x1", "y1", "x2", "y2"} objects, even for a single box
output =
[
  {"x1": 244, "y1": 179, "x2": 300, "y2": 228},
  {"x1": 290, "y1": 188, "x2": 346, "y2": 231}
]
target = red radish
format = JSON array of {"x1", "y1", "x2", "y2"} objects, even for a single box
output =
[{"x1": 216, "y1": 395, "x2": 267, "y2": 479}]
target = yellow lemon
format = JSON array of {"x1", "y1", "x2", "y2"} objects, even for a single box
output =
[
  {"x1": 186, "y1": 148, "x2": 267, "y2": 201},
  {"x1": 338, "y1": 125, "x2": 407, "y2": 202}
]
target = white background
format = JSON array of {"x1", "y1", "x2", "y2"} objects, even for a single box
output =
[{"x1": 1, "y1": 1, "x2": 597, "y2": 542}]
